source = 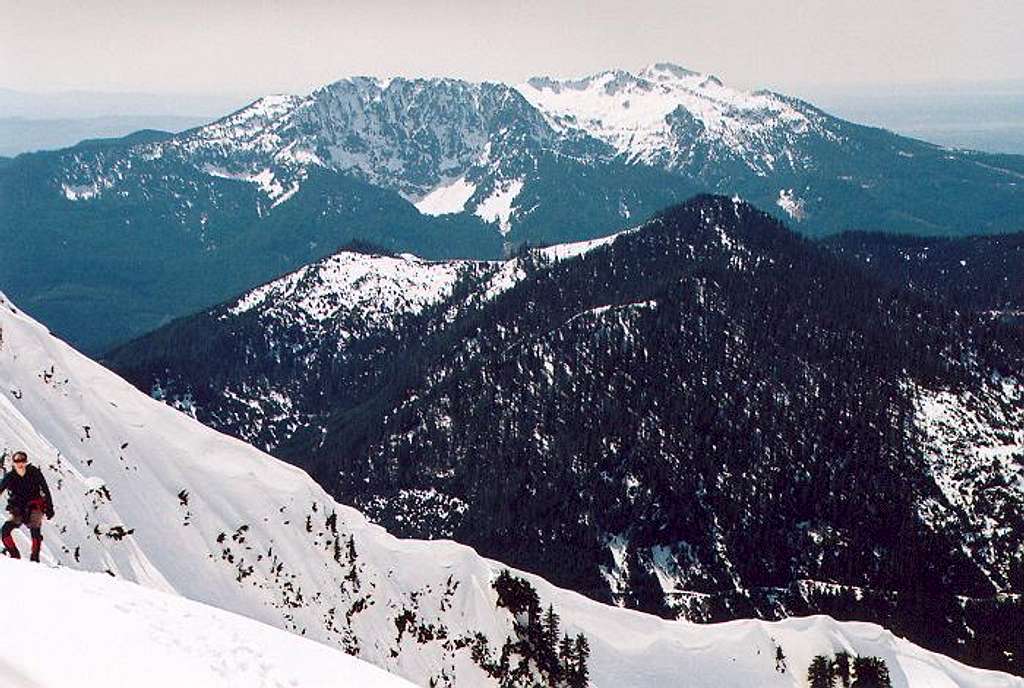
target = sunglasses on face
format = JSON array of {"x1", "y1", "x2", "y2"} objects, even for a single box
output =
[{"x1": 12, "y1": 459, "x2": 26, "y2": 464}]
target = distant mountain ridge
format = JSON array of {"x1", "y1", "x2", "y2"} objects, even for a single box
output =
[
  {"x1": 36, "y1": 63, "x2": 1024, "y2": 235},
  {"x1": 108, "y1": 196, "x2": 1024, "y2": 674},
  {"x1": 4, "y1": 62, "x2": 1024, "y2": 353}
]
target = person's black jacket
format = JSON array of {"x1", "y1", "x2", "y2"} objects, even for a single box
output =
[{"x1": 0, "y1": 464, "x2": 54, "y2": 518}]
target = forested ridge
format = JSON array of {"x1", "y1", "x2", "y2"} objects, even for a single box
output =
[{"x1": 108, "y1": 196, "x2": 1024, "y2": 674}]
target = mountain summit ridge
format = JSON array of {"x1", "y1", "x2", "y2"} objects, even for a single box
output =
[{"x1": 41, "y1": 62, "x2": 1024, "y2": 231}]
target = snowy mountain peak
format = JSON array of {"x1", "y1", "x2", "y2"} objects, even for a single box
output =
[
  {"x1": 639, "y1": 61, "x2": 704, "y2": 82},
  {"x1": 53, "y1": 72, "x2": 556, "y2": 224},
  {"x1": 636, "y1": 62, "x2": 726, "y2": 89},
  {"x1": 517, "y1": 62, "x2": 832, "y2": 174}
]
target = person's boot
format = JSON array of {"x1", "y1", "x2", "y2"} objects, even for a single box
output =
[
  {"x1": 2, "y1": 539, "x2": 19, "y2": 559},
  {"x1": 2, "y1": 523, "x2": 21, "y2": 559}
]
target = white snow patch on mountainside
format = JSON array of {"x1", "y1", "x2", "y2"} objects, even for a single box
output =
[
  {"x1": 223, "y1": 223, "x2": 641, "y2": 326},
  {"x1": 474, "y1": 178, "x2": 524, "y2": 234},
  {"x1": 186, "y1": 95, "x2": 303, "y2": 153},
  {"x1": 61, "y1": 182, "x2": 103, "y2": 201},
  {"x1": 0, "y1": 292, "x2": 1020, "y2": 688},
  {"x1": 201, "y1": 164, "x2": 287, "y2": 200},
  {"x1": 476, "y1": 222, "x2": 644, "y2": 303},
  {"x1": 413, "y1": 176, "x2": 478, "y2": 216},
  {"x1": 777, "y1": 188, "x2": 807, "y2": 220},
  {"x1": 0, "y1": 558, "x2": 412, "y2": 688}
]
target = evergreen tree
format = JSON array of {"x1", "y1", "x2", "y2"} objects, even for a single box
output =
[
  {"x1": 542, "y1": 605, "x2": 560, "y2": 645},
  {"x1": 807, "y1": 655, "x2": 834, "y2": 688},
  {"x1": 832, "y1": 651, "x2": 851, "y2": 687},
  {"x1": 571, "y1": 634, "x2": 590, "y2": 688},
  {"x1": 540, "y1": 605, "x2": 562, "y2": 682},
  {"x1": 853, "y1": 656, "x2": 892, "y2": 688},
  {"x1": 493, "y1": 569, "x2": 541, "y2": 626},
  {"x1": 346, "y1": 535, "x2": 358, "y2": 565},
  {"x1": 559, "y1": 632, "x2": 576, "y2": 668}
]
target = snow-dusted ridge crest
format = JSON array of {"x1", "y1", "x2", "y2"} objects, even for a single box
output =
[
  {"x1": 2, "y1": 292, "x2": 1021, "y2": 688},
  {"x1": 223, "y1": 249, "x2": 490, "y2": 326},
  {"x1": 218, "y1": 223, "x2": 643, "y2": 331}
]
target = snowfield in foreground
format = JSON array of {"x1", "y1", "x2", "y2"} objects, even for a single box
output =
[
  {"x1": 0, "y1": 290, "x2": 1021, "y2": 688},
  {"x1": 0, "y1": 557, "x2": 412, "y2": 688}
]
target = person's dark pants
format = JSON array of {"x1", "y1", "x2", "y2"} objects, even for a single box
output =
[{"x1": 2, "y1": 506, "x2": 43, "y2": 562}]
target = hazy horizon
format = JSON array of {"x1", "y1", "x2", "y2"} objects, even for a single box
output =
[
  {"x1": 4, "y1": 0, "x2": 1022, "y2": 96},
  {"x1": 4, "y1": 73, "x2": 1024, "y2": 101},
  {"x1": 4, "y1": 76, "x2": 1024, "y2": 157},
  {"x1": 4, "y1": 0, "x2": 1023, "y2": 156}
]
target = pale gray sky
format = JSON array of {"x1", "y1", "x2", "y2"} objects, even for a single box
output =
[{"x1": 3, "y1": 0, "x2": 1023, "y2": 96}]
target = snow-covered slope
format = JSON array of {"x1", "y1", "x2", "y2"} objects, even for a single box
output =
[
  {"x1": 913, "y1": 378, "x2": 1024, "y2": 586},
  {"x1": 1, "y1": 291, "x2": 1021, "y2": 688},
  {"x1": 224, "y1": 250, "x2": 491, "y2": 332},
  {"x1": 0, "y1": 557, "x2": 413, "y2": 688}
]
